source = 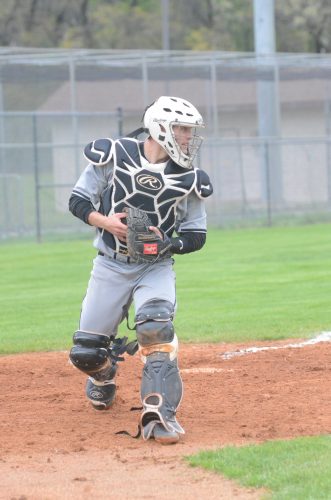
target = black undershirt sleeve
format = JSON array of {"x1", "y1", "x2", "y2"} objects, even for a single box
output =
[
  {"x1": 69, "y1": 194, "x2": 95, "y2": 225},
  {"x1": 170, "y1": 232, "x2": 206, "y2": 254}
]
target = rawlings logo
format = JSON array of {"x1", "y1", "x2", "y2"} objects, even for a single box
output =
[
  {"x1": 89, "y1": 390, "x2": 103, "y2": 399},
  {"x1": 136, "y1": 174, "x2": 162, "y2": 191},
  {"x1": 143, "y1": 243, "x2": 158, "y2": 255}
]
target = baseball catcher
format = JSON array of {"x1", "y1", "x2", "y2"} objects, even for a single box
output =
[{"x1": 68, "y1": 95, "x2": 213, "y2": 444}]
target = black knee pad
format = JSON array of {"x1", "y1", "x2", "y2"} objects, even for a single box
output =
[
  {"x1": 69, "y1": 331, "x2": 115, "y2": 377},
  {"x1": 135, "y1": 299, "x2": 175, "y2": 347}
]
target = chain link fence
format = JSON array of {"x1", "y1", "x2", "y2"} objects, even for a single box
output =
[{"x1": 0, "y1": 49, "x2": 331, "y2": 240}]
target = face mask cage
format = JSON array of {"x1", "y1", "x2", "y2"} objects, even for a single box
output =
[{"x1": 169, "y1": 124, "x2": 204, "y2": 169}]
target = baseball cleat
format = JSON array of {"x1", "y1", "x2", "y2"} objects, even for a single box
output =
[
  {"x1": 86, "y1": 377, "x2": 116, "y2": 410},
  {"x1": 152, "y1": 423, "x2": 180, "y2": 445}
]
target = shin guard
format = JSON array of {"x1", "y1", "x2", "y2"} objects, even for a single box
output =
[{"x1": 140, "y1": 351, "x2": 184, "y2": 440}]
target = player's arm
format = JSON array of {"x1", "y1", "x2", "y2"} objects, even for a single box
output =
[
  {"x1": 148, "y1": 226, "x2": 205, "y2": 254},
  {"x1": 170, "y1": 199, "x2": 207, "y2": 254},
  {"x1": 169, "y1": 190, "x2": 208, "y2": 255},
  {"x1": 87, "y1": 211, "x2": 127, "y2": 241},
  {"x1": 69, "y1": 198, "x2": 127, "y2": 241},
  {"x1": 69, "y1": 164, "x2": 127, "y2": 240},
  {"x1": 170, "y1": 230, "x2": 206, "y2": 254},
  {"x1": 68, "y1": 162, "x2": 109, "y2": 223},
  {"x1": 68, "y1": 191, "x2": 95, "y2": 224},
  {"x1": 69, "y1": 137, "x2": 113, "y2": 223},
  {"x1": 169, "y1": 168, "x2": 212, "y2": 254}
]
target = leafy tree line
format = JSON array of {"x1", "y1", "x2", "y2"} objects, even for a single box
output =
[{"x1": 0, "y1": 0, "x2": 330, "y2": 53}]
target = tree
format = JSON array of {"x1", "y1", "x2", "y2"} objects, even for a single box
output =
[
  {"x1": 276, "y1": 0, "x2": 331, "y2": 53},
  {"x1": 0, "y1": 0, "x2": 329, "y2": 53}
]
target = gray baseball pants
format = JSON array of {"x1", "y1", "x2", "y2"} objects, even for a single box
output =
[{"x1": 79, "y1": 254, "x2": 176, "y2": 336}]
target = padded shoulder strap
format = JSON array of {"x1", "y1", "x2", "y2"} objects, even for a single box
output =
[
  {"x1": 84, "y1": 138, "x2": 113, "y2": 165},
  {"x1": 194, "y1": 169, "x2": 213, "y2": 199}
]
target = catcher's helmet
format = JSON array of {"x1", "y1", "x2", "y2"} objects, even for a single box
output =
[{"x1": 143, "y1": 96, "x2": 204, "y2": 169}]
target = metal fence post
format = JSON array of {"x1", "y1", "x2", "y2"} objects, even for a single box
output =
[
  {"x1": 325, "y1": 98, "x2": 331, "y2": 206},
  {"x1": 117, "y1": 107, "x2": 123, "y2": 137},
  {"x1": 69, "y1": 58, "x2": 80, "y2": 179},
  {"x1": 141, "y1": 56, "x2": 149, "y2": 108},
  {"x1": 210, "y1": 55, "x2": 219, "y2": 138},
  {"x1": 32, "y1": 113, "x2": 42, "y2": 242},
  {"x1": 0, "y1": 81, "x2": 10, "y2": 236},
  {"x1": 264, "y1": 139, "x2": 272, "y2": 226}
]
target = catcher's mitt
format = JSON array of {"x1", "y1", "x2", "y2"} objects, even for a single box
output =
[{"x1": 125, "y1": 207, "x2": 172, "y2": 263}]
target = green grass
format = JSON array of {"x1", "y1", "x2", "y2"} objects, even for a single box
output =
[
  {"x1": 176, "y1": 222, "x2": 331, "y2": 342},
  {"x1": 1, "y1": 223, "x2": 331, "y2": 353},
  {"x1": 187, "y1": 435, "x2": 331, "y2": 499},
  {"x1": 0, "y1": 239, "x2": 94, "y2": 353}
]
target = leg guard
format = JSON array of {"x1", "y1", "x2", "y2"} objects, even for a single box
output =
[
  {"x1": 136, "y1": 299, "x2": 177, "y2": 361},
  {"x1": 140, "y1": 351, "x2": 184, "y2": 440},
  {"x1": 69, "y1": 330, "x2": 117, "y2": 381},
  {"x1": 69, "y1": 331, "x2": 117, "y2": 409},
  {"x1": 135, "y1": 300, "x2": 184, "y2": 441}
]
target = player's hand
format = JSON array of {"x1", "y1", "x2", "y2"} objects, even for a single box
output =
[
  {"x1": 106, "y1": 212, "x2": 128, "y2": 241},
  {"x1": 87, "y1": 211, "x2": 128, "y2": 241},
  {"x1": 149, "y1": 226, "x2": 163, "y2": 240}
]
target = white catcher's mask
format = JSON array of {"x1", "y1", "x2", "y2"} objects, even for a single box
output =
[{"x1": 143, "y1": 96, "x2": 204, "y2": 169}]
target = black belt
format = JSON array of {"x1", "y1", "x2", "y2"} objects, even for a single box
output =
[{"x1": 98, "y1": 250, "x2": 132, "y2": 264}]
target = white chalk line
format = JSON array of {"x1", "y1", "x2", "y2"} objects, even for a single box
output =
[
  {"x1": 221, "y1": 331, "x2": 331, "y2": 360},
  {"x1": 62, "y1": 333, "x2": 330, "y2": 373}
]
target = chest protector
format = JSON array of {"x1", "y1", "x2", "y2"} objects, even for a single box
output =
[{"x1": 84, "y1": 137, "x2": 212, "y2": 254}]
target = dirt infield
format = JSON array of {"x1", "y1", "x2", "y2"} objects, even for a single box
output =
[{"x1": 1, "y1": 338, "x2": 330, "y2": 499}]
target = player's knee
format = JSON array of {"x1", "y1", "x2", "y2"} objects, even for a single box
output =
[
  {"x1": 136, "y1": 318, "x2": 174, "y2": 345},
  {"x1": 136, "y1": 299, "x2": 174, "y2": 345},
  {"x1": 135, "y1": 299, "x2": 178, "y2": 361},
  {"x1": 69, "y1": 330, "x2": 112, "y2": 376}
]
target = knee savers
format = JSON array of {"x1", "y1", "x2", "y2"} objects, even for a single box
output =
[
  {"x1": 69, "y1": 330, "x2": 115, "y2": 378},
  {"x1": 135, "y1": 299, "x2": 177, "y2": 361}
]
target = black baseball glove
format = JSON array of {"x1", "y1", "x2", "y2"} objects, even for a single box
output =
[{"x1": 125, "y1": 207, "x2": 172, "y2": 263}]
